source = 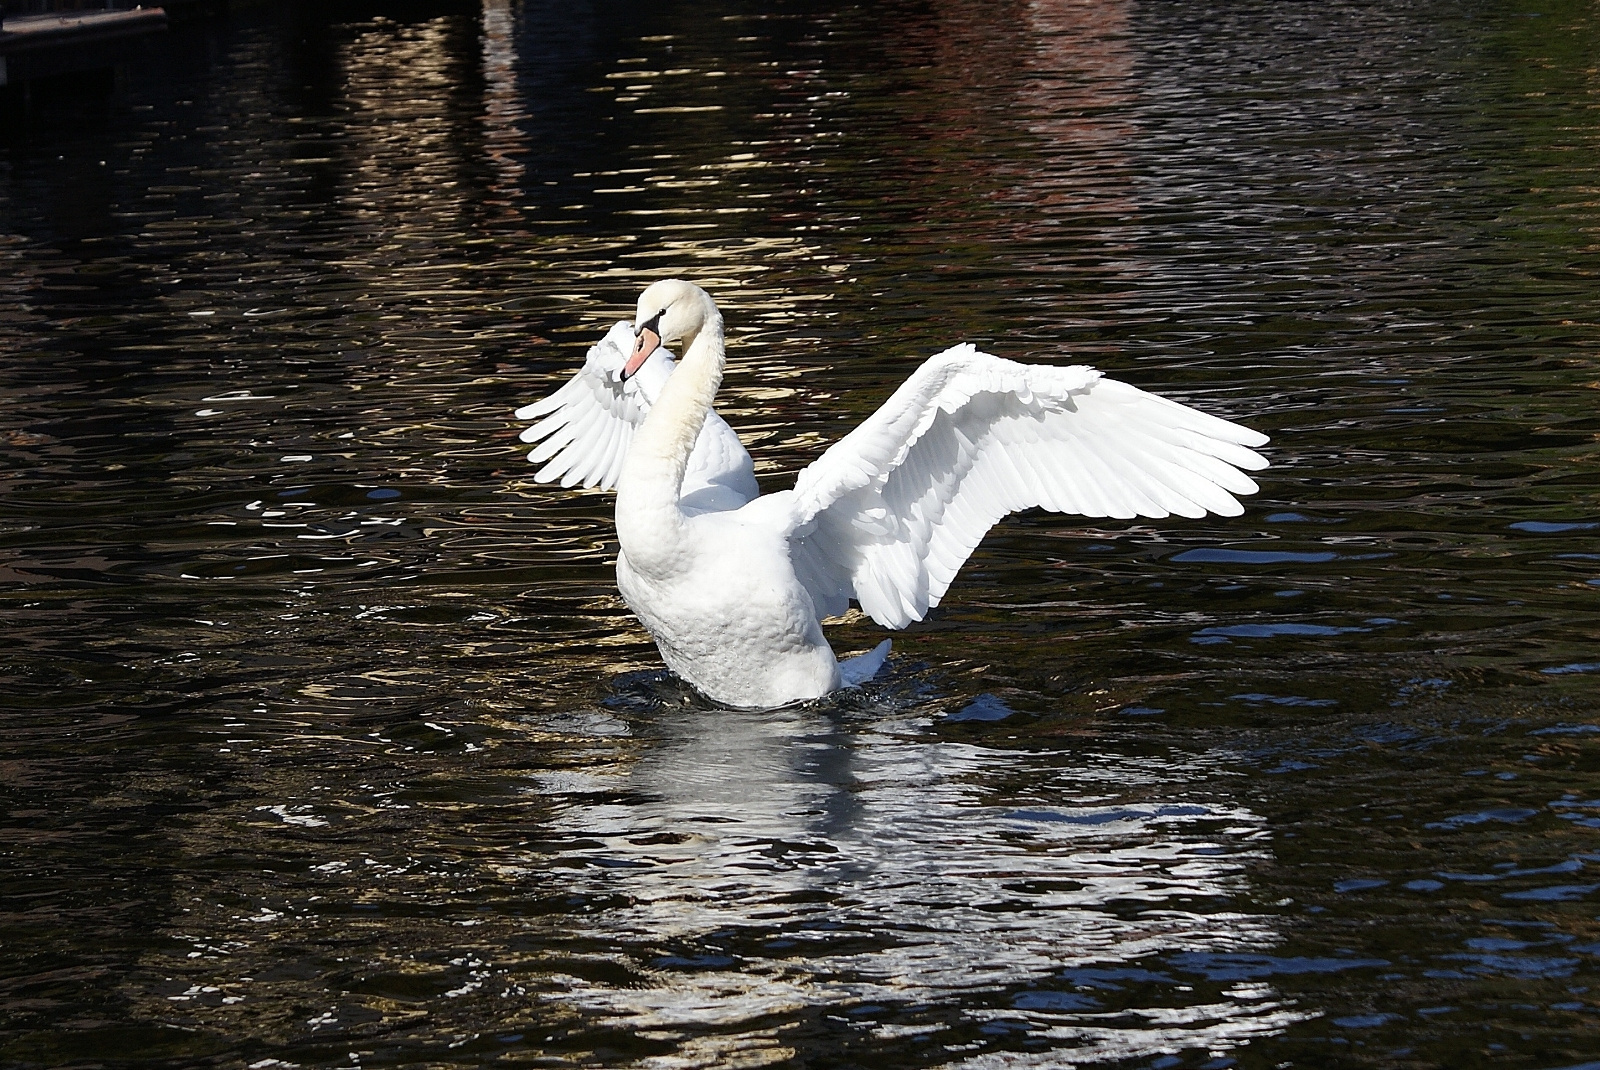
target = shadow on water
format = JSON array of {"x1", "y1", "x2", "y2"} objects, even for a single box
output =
[{"x1": 1, "y1": 0, "x2": 1599, "y2": 1067}]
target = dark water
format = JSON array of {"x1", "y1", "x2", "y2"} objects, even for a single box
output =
[{"x1": 2, "y1": 0, "x2": 1598, "y2": 1067}]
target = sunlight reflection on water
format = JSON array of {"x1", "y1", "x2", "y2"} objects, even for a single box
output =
[{"x1": 521, "y1": 699, "x2": 1294, "y2": 1065}]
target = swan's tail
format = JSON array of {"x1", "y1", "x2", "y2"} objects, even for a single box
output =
[{"x1": 839, "y1": 639, "x2": 892, "y2": 687}]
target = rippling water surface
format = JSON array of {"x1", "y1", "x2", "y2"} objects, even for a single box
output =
[{"x1": 2, "y1": 1, "x2": 1598, "y2": 1067}]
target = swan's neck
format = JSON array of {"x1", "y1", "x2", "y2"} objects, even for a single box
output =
[{"x1": 615, "y1": 312, "x2": 725, "y2": 570}]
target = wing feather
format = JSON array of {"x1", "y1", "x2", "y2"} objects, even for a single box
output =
[
  {"x1": 786, "y1": 345, "x2": 1269, "y2": 628},
  {"x1": 514, "y1": 321, "x2": 758, "y2": 509}
]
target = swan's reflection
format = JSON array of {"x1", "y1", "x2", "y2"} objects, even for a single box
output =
[{"x1": 526, "y1": 695, "x2": 1306, "y2": 1064}]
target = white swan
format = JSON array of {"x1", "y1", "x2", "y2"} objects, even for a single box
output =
[{"x1": 518, "y1": 280, "x2": 1270, "y2": 709}]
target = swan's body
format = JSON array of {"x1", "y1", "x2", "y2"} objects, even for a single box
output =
[{"x1": 518, "y1": 281, "x2": 1270, "y2": 709}]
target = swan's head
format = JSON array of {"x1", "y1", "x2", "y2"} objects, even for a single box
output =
[{"x1": 623, "y1": 279, "x2": 719, "y2": 379}]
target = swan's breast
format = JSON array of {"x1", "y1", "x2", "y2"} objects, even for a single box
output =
[{"x1": 615, "y1": 516, "x2": 839, "y2": 705}]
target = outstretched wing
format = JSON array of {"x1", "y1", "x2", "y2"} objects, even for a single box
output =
[
  {"x1": 514, "y1": 322, "x2": 758, "y2": 510},
  {"x1": 786, "y1": 344, "x2": 1270, "y2": 629},
  {"x1": 515, "y1": 322, "x2": 657, "y2": 490}
]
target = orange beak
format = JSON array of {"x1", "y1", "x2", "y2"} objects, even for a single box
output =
[{"x1": 622, "y1": 325, "x2": 660, "y2": 380}]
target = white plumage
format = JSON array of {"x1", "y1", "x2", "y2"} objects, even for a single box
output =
[
  {"x1": 516, "y1": 281, "x2": 1269, "y2": 709},
  {"x1": 514, "y1": 321, "x2": 757, "y2": 514}
]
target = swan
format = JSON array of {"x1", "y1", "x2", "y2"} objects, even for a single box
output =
[{"x1": 517, "y1": 280, "x2": 1270, "y2": 709}]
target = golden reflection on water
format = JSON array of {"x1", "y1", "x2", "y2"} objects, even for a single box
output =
[{"x1": 480, "y1": 0, "x2": 528, "y2": 211}]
